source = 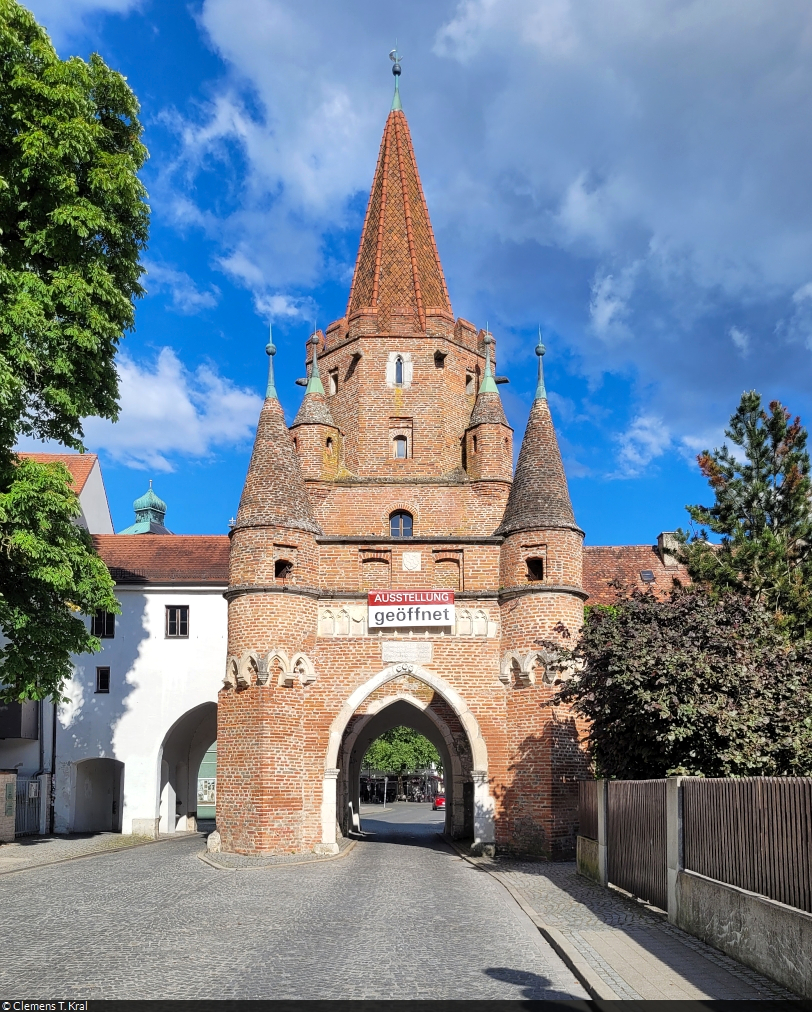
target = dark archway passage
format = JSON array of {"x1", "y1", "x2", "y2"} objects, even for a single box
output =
[
  {"x1": 337, "y1": 693, "x2": 474, "y2": 844},
  {"x1": 159, "y1": 702, "x2": 217, "y2": 833}
]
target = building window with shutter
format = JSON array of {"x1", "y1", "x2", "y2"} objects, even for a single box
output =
[
  {"x1": 166, "y1": 605, "x2": 189, "y2": 638},
  {"x1": 96, "y1": 667, "x2": 111, "y2": 693},
  {"x1": 91, "y1": 611, "x2": 115, "y2": 638}
]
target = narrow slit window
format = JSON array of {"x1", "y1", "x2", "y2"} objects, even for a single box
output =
[
  {"x1": 328, "y1": 369, "x2": 338, "y2": 395},
  {"x1": 166, "y1": 605, "x2": 189, "y2": 638},
  {"x1": 465, "y1": 372, "x2": 475, "y2": 394},
  {"x1": 394, "y1": 356, "x2": 404, "y2": 385},
  {"x1": 394, "y1": 435, "x2": 408, "y2": 459},
  {"x1": 95, "y1": 667, "x2": 110, "y2": 693},
  {"x1": 91, "y1": 611, "x2": 115, "y2": 638}
]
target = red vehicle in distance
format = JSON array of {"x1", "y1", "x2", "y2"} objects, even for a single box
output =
[{"x1": 432, "y1": 794, "x2": 445, "y2": 811}]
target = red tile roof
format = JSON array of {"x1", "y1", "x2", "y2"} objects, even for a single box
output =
[
  {"x1": 93, "y1": 535, "x2": 229, "y2": 585},
  {"x1": 18, "y1": 452, "x2": 97, "y2": 493},
  {"x1": 583, "y1": 545, "x2": 690, "y2": 605}
]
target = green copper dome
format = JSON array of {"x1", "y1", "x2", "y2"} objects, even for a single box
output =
[{"x1": 120, "y1": 482, "x2": 172, "y2": 535}]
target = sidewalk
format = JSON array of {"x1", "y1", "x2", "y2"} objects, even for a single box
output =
[
  {"x1": 0, "y1": 831, "x2": 195, "y2": 875},
  {"x1": 459, "y1": 851, "x2": 797, "y2": 1001}
]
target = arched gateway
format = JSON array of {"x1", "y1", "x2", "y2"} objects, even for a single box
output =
[{"x1": 217, "y1": 64, "x2": 590, "y2": 859}]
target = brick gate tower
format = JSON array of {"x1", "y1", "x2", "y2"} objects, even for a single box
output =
[{"x1": 218, "y1": 59, "x2": 589, "y2": 858}]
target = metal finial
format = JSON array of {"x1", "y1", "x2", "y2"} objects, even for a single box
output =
[
  {"x1": 265, "y1": 324, "x2": 278, "y2": 400},
  {"x1": 479, "y1": 324, "x2": 498, "y2": 393},
  {"x1": 389, "y1": 47, "x2": 403, "y2": 111},
  {"x1": 304, "y1": 330, "x2": 325, "y2": 395},
  {"x1": 535, "y1": 326, "x2": 547, "y2": 401}
]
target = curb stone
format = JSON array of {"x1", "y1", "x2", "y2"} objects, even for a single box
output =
[
  {"x1": 198, "y1": 837, "x2": 356, "y2": 871},
  {"x1": 0, "y1": 831, "x2": 197, "y2": 877},
  {"x1": 443, "y1": 836, "x2": 620, "y2": 1000}
]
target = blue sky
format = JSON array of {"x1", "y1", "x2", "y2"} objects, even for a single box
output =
[{"x1": 22, "y1": 0, "x2": 812, "y2": 544}]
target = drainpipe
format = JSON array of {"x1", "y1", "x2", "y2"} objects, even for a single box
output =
[{"x1": 48, "y1": 700, "x2": 57, "y2": 834}]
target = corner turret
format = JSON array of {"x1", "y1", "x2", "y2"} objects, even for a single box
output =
[
  {"x1": 290, "y1": 333, "x2": 342, "y2": 480},
  {"x1": 464, "y1": 332, "x2": 513, "y2": 481}
]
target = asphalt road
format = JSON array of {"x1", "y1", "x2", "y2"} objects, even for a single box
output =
[{"x1": 0, "y1": 803, "x2": 588, "y2": 1000}]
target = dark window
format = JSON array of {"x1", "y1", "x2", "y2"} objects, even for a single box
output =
[
  {"x1": 390, "y1": 511, "x2": 413, "y2": 538},
  {"x1": 526, "y1": 557, "x2": 545, "y2": 581},
  {"x1": 91, "y1": 611, "x2": 115, "y2": 638},
  {"x1": 394, "y1": 435, "x2": 408, "y2": 459},
  {"x1": 166, "y1": 606, "x2": 189, "y2": 638},
  {"x1": 275, "y1": 559, "x2": 293, "y2": 580},
  {"x1": 326, "y1": 436, "x2": 334, "y2": 453},
  {"x1": 394, "y1": 357, "x2": 404, "y2": 385},
  {"x1": 640, "y1": 570, "x2": 656, "y2": 584},
  {"x1": 95, "y1": 667, "x2": 110, "y2": 693},
  {"x1": 472, "y1": 434, "x2": 478, "y2": 453}
]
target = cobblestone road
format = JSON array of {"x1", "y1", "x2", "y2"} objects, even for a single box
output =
[{"x1": 0, "y1": 805, "x2": 588, "y2": 1001}]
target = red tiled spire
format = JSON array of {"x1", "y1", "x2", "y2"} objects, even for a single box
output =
[{"x1": 346, "y1": 109, "x2": 452, "y2": 332}]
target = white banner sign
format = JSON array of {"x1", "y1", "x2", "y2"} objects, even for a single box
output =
[{"x1": 368, "y1": 590, "x2": 455, "y2": 629}]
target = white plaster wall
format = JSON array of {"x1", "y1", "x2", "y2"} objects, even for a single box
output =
[
  {"x1": 78, "y1": 459, "x2": 114, "y2": 534},
  {"x1": 55, "y1": 585, "x2": 226, "y2": 834}
]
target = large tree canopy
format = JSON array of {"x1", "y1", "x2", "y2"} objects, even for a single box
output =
[
  {"x1": 680, "y1": 391, "x2": 812, "y2": 638},
  {"x1": 548, "y1": 589, "x2": 812, "y2": 779},
  {"x1": 363, "y1": 726, "x2": 441, "y2": 774},
  {"x1": 0, "y1": 0, "x2": 148, "y2": 701}
]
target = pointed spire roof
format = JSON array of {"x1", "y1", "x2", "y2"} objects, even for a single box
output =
[
  {"x1": 346, "y1": 78, "x2": 452, "y2": 332},
  {"x1": 292, "y1": 334, "x2": 339, "y2": 428},
  {"x1": 495, "y1": 341, "x2": 579, "y2": 535},
  {"x1": 469, "y1": 333, "x2": 509, "y2": 427},
  {"x1": 236, "y1": 344, "x2": 323, "y2": 534}
]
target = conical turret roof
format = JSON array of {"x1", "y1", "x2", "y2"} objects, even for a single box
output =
[
  {"x1": 469, "y1": 335, "x2": 509, "y2": 427},
  {"x1": 495, "y1": 343, "x2": 578, "y2": 535},
  {"x1": 292, "y1": 335, "x2": 339, "y2": 428},
  {"x1": 236, "y1": 347, "x2": 323, "y2": 534},
  {"x1": 346, "y1": 105, "x2": 452, "y2": 332}
]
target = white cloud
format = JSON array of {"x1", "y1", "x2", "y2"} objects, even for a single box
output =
[
  {"x1": 729, "y1": 326, "x2": 750, "y2": 356},
  {"x1": 82, "y1": 349, "x2": 262, "y2": 472},
  {"x1": 148, "y1": 0, "x2": 812, "y2": 451},
  {"x1": 614, "y1": 414, "x2": 672, "y2": 477},
  {"x1": 144, "y1": 262, "x2": 220, "y2": 315},
  {"x1": 25, "y1": 0, "x2": 141, "y2": 48}
]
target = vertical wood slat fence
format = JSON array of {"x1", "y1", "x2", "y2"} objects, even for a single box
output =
[
  {"x1": 683, "y1": 777, "x2": 812, "y2": 914},
  {"x1": 578, "y1": 779, "x2": 598, "y2": 841},
  {"x1": 607, "y1": 779, "x2": 668, "y2": 911}
]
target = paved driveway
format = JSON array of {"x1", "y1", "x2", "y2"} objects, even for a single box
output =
[{"x1": 0, "y1": 804, "x2": 588, "y2": 1000}]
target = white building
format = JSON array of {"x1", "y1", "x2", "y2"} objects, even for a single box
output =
[{"x1": 0, "y1": 455, "x2": 227, "y2": 837}]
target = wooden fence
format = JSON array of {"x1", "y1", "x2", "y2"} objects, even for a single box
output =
[
  {"x1": 578, "y1": 779, "x2": 598, "y2": 841},
  {"x1": 683, "y1": 777, "x2": 812, "y2": 914},
  {"x1": 607, "y1": 779, "x2": 668, "y2": 910}
]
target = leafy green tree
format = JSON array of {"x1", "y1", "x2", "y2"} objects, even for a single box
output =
[
  {"x1": 363, "y1": 726, "x2": 441, "y2": 774},
  {"x1": 680, "y1": 391, "x2": 812, "y2": 638},
  {"x1": 0, "y1": 1, "x2": 148, "y2": 701},
  {"x1": 0, "y1": 457, "x2": 117, "y2": 701},
  {"x1": 547, "y1": 588, "x2": 812, "y2": 779}
]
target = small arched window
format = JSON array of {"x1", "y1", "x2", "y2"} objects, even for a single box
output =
[
  {"x1": 393, "y1": 435, "x2": 408, "y2": 458},
  {"x1": 326, "y1": 436, "x2": 334, "y2": 454},
  {"x1": 394, "y1": 356, "x2": 404, "y2": 385},
  {"x1": 275, "y1": 559, "x2": 293, "y2": 580},
  {"x1": 390, "y1": 511, "x2": 413, "y2": 538}
]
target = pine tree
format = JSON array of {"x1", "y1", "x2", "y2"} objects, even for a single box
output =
[{"x1": 680, "y1": 391, "x2": 812, "y2": 638}]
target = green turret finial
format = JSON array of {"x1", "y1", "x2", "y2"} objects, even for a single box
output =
[
  {"x1": 535, "y1": 326, "x2": 547, "y2": 401},
  {"x1": 479, "y1": 327, "x2": 498, "y2": 393},
  {"x1": 305, "y1": 333, "x2": 325, "y2": 395},
  {"x1": 389, "y1": 47, "x2": 403, "y2": 111},
  {"x1": 265, "y1": 325, "x2": 277, "y2": 400}
]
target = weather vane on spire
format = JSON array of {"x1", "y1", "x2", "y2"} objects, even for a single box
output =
[{"x1": 389, "y1": 46, "x2": 403, "y2": 111}]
